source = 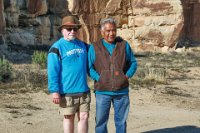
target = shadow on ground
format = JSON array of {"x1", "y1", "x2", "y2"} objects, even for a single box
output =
[{"x1": 143, "y1": 126, "x2": 200, "y2": 133}]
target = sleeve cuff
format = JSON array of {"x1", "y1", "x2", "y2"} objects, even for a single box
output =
[{"x1": 96, "y1": 75, "x2": 100, "y2": 81}]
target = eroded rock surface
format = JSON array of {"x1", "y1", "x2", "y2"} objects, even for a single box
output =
[{"x1": 0, "y1": 0, "x2": 200, "y2": 60}]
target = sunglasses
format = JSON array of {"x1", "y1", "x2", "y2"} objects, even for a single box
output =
[{"x1": 64, "y1": 27, "x2": 79, "y2": 32}]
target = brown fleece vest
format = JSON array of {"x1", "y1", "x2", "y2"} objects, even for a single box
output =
[{"x1": 93, "y1": 37, "x2": 129, "y2": 91}]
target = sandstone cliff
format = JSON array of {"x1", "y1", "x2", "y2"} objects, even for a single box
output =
[{"x1": 0, "y1": 0, "x2": 200, "y2": 61}]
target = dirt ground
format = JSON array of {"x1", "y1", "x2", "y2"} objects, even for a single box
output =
[
  {"x1": 0, "y1": 66, "x2": 200, "y2": 133},
  {"x1": 1, "y1": 48, "x2": 200, "y2": 133}
]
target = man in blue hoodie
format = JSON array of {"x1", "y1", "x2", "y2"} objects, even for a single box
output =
[
  {"x1": 47, "y1": 15, "x2": 90, "y2": 133},
  {"x1": 88, "y1": 18, "x2": 137, "y2": 133}
]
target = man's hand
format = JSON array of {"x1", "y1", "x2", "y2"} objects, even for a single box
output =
[{"x1": 51, "y1": 92, "x2": 60, "y2": 104}]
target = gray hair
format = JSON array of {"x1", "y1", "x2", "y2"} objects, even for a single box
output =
[{"x1": 100, "y1": 18, "x2": 117, "y2": 30}]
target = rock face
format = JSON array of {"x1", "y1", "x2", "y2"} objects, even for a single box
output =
[
  {"x1": 181, "y1": 0, "x2": 200, "y2": 42},
  {"x1": 0, "y1": 0, "x2": 200, "y2": 58},
  {"x1": 0, "y1": 0, "x2": 5, "y2": 45}
]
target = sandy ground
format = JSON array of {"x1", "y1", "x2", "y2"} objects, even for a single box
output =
[{"x1": 0, "y1": 67, "x2": 200, "y2": 133}]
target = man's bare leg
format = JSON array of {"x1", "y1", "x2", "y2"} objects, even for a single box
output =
[
  {"x1": 63, "y1": 115, "x2": 75, "y2": 133},
  {"x1": 77, "y1": 112, "x2": 89, "y2": 133}
]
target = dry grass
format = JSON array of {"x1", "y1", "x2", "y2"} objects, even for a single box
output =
[
  {"x1": 0, "y1": 64, "x2": 48, "y2": 94},
  {"x1": 130, "y1": 47, "x2": 200, "y2": 89},
  {"x1": 0, "y1": 47, "x2": 200, "y2": 96}
]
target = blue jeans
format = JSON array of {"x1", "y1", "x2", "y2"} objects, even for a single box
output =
[{"x1": 95, "y1": 94, "x2": 130, "y2": 133}]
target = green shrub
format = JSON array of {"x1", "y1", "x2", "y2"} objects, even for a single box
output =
[
  {"x1": 32, "y1": 51, "x2": 47, "y2": 68},
  {"x1": 0, "y1": 57, "x2": 13, "y2": 82}
]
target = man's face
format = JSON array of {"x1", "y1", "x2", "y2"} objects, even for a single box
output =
[
  {"x1": 62, "y1": 26, "x2": 79, "y2": 41},
  {"x1": 101, "y1": 23, "x2": 116, "y2": 44}
]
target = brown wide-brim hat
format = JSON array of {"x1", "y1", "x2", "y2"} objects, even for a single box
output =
[{"x1": 58, "y1": 16, "x2": 82, "y2": 32}]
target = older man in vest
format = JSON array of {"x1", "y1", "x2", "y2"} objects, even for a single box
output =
[{"x1": 88, "y1": 18, "x2": 137, "y2": 133}]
